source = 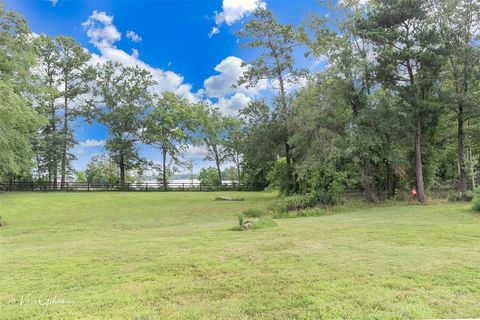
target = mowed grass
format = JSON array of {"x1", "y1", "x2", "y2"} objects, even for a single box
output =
[{"x1": 1, "y1": 192, "x2": 480, "y2": 319}]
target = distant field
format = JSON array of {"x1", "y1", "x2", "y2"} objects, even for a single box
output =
[{"x1": 1, "y1": 192, "x2": 480, "y2": 319}]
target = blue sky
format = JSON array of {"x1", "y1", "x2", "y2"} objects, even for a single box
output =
[{"x1": 5, "y1": 0, "x2": 326, "y2": 174}]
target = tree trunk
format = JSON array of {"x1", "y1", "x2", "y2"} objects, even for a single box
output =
[
  {"x1": 362, "y1": 165, "x2": 377, "y2": 202},
  {"x1": 277, "y1": 72, "x2": 294, "y2": 194},
  {"x1": 119, "y1": 152, "x2": 125, "y2": 190},
  {"x1": 61, "y1": 80, "x2": 68, "y2": 188},
  {"x1": 162, "y1": 148, "x2": 168, "y2": 190},
  {"x1": 215, "y1": 158, "x2": 222, "y2": 186},
  {"x1": 51, "y1": 102, "x2": 58, "y2": 189},
  {"x1": 414, "y1": 115, "x2": 426, "y2": 204},
  {"x1": 457, "y1": 109, "x2": 467, "y2": 192}
]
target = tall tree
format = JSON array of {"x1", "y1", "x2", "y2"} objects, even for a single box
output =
[
  {"x1": 434, "y1": 0, "x2": 480, "y2": 191},
  {"x1": 196, "y1": 104, "x2": 232, "y2": 185},
  {"x1": 0, "y1": 4, "x2": 43, "y2": 181},
  {"x1": 237, "y1": 9, "x2": 306, "y2": 194},
  {"x1": 356, "y1": 0, "x2": 444, "y2": 203},
  {"x1": 56, "y1": 36, "x2": 91, "y2": 187},
  {"x1": 33, "y1": 35, "x2": 62, "y2": 186},
  {"x1": 91, "y1": 61, "x2": 155, "y2": 188},
  {"x1": 223, "y1": 118, "x2": 245, "y2": 183},
  {"x1": 143, "y1": 92, "x2": 194, "y2": 190}
]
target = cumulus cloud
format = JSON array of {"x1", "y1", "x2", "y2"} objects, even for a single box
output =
[
  {"x1": 79, "y1": 139, "x2": 106, "y2": 148},
  {"x1": 126, "y1": 30, "x2": 142, "y2": 43},
  {"x1": 213, "y1": 92, "x2": 252, "y2": 116},
  {"x1": 183, "y1": 145, "x2": 208, "y2": 158},
  {"x1": 209, "y1": 0, "x2": 266, "y2": 37},
  {"x1": 82, "y1": 11, "x2": 198, "y2": 102},
  {"x1": 200, "y1": 56, "x2": 270, "y2": 116},
  {"x1": 203, "y1": 56, "x2": 269, "y2": 98}
]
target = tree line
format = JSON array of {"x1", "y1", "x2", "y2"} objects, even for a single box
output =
[{"x1": 1, "y1": 0, "x2": 479, "y2": 203}]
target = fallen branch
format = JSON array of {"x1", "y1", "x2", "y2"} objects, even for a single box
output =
[{"x1": 215, "y1": 196, "x2": 244, "y2": 201}]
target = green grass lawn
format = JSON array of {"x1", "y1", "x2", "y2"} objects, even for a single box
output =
[{"x1": 1, "y1": 192, "x2": 480, "y2": 319}]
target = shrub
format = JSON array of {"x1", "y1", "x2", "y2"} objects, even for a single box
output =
[
  {"x1": 448, "y1": 191, "x2": 475, "y2": 202},
  {"x1": 284, "y1": 194, "x2": 317, "y2": 211},
  {"x1": 473, "y1": 190, "x2": 480, "y2": 212},
  {"x1": 242, "y1": 208, "x2": 264, "y2": 218},
  {"x1": 267, "y1": 157, "x2": 290, "y2": 194},
  {"x1": 237, "y1": 214, "x2": 244, "y2": 226},
  {"x1": 307, "y1": 167, "x2": 345, "y2": 206}
]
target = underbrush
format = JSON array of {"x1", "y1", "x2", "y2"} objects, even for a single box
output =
[
  {"x1": 230, "y1": 209, "x2": 277, "y2": 231},
  {"x1": 473, "y1": 190, "x2": 480, "y2": 212},
  {"x1": 448, "y1": 191, "x2": 475, "y2": 202}
]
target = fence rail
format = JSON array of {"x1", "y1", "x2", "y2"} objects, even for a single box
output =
[{"x1": 0, "y1": 181, "x2": 257, "y2": 192}]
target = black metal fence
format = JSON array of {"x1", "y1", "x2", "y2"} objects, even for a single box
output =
[{"x1": 0, "y1": 181, "x2": 257, "y2": 192}]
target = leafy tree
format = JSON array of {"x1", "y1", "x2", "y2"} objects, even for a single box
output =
[
  {"x1": 0, "y1": 5, "x2": 43, "y2": 181},
  {"x1": 223, "y1": 118, "x2": 245, "y2": 182},
  {"x1": 143, "y1": 92, "x2": 194, "y2": 189},
  {"x1": 433, "y1": 0, "x2": 480, "y2": 191},
  {"x1": 199, "y1": 166, "x2": 220, "y2": 185},
  {"x1": 55, "y1": 36, "x2": 92, "y2": 187},
  {"x1": 239, "y1": 100, "x2": 283, "y2": 189},
  {"x1": 355, "y1": 0, "x2": 444, "y2": 203},
  {"x1": 33, "y1": 35, "x2": 62, "y2": 186},
  {"x1": 195, "y1": 104, "x2": 234, "y2": 185},
  {"x1": 91, "y1": 61, "x2": 156, "y2": 188},
  {"x1": 85, "y1": 154, "x2": 119, "y2": 184},
  {"x1": 237, "y1": 9, "x2": 306, "y2": 194}
]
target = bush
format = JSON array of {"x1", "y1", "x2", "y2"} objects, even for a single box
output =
[
  {"x1": 473, "y1": 190, "x2": 480, "y2": 212},
  {"x1": 448, "y1": 191, "x2": 475, "y2": 202},
  {"x1": 307, "y1": 167, "x2": 345, "y2": 206},
  {"x1": 237, "y1": 214, "x2": 244, "y2": 226},
  {"x1": 242, "y1": 208, "x2": 264, "y2": 218},
  {"x1": 284, "y1": 194, "x2": 317, "y2": 211},
  {"x1": 267, "y1": 157, "x2": 290, "y2": 194}
]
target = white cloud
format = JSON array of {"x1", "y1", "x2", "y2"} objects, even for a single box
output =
[
  {"x1": 82, "y1": 11, "x2": 121, "y2": 48},
  {"x1": 210, "y1": 0, "x2": 266, "y2": 37},
  {"x1": 79, "y1": 139, "x2": 106, "y2": 148},
  {"x1": 126, "y1": 30, "x2": 142, "y2": 43},
  {"x1": 182, "y1": 145, "x2": 208, "y2": 158},
  {"x1": 50, "y1": 0, "x2": 58, "y2": 6},
  {"x1": 82, "y1": 11, "x2": 198, "y2": 102},
  {"x1": 213, "y1": 92, "x2": 251, "y2": 116},
  {"x1": 203, "y1": 56, "x2": 269, "y2": 98},
  {"x1": 208, "y1": 27, "x2": 220, "y2": 38}
]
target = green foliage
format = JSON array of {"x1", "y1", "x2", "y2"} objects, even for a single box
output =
[
  {"x1": 237, "y1": 213, "x2": 244, "y2": 227},
  {"x1": 307, "y1": 167, "x2": 345, "y2": 206},
  {"x1": 280, "y1": 195, "x2": 317, "y2": 212},
  {"x1": 472, "y1": 190, "x2": 480, "y2": 212},
  {"x1": 143, "y1": 92, "x2": 195, "y2": 188},
  {"x1": 199, "y1": 167, "x2": 220, "y2": 185},
  {"x1": 448, "y1": 191, "x2": 475, "y2": 202},
  {"x1": 241, "y1": 208, "x2": 264, "y2": 218},
  {"x1": 92, "y1": 61, "x2": 156, "y2": 187},
  {"x1": 85, "y1": 155, "x2": 119, "y2": 185},
  {"x1": 267, "y1": 157, "x2": 289, "y2": 193}
]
